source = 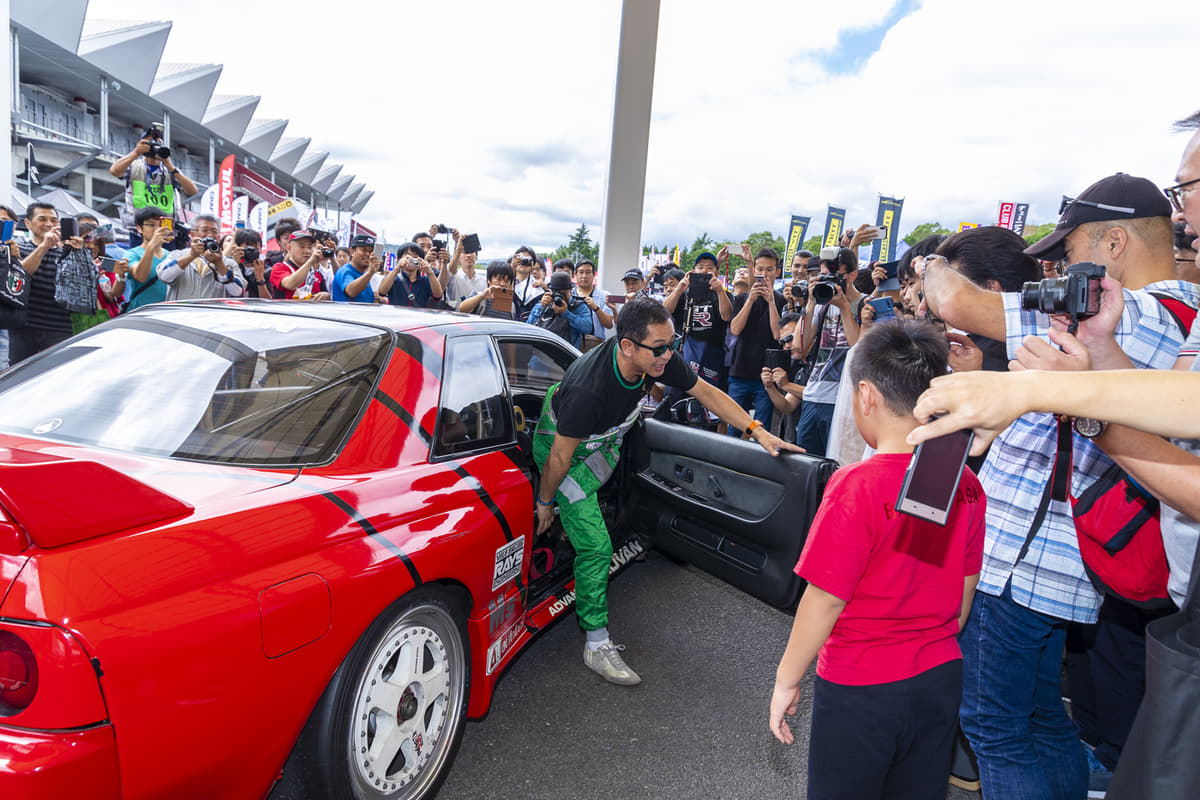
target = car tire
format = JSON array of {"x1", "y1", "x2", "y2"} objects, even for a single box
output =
[{"x1": 306, "y1": 587, "x2": 471, "y2": 800}]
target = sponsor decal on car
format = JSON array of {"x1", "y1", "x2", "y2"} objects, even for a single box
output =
[
  {"x1": 547, "y1": 589, "x2": 576, "y2": 619},
  {"x1": 487, "y1": 592, "x2": 521, "y2": 637},
  {"x1": 492, "y1": 535, "x2": 525, "y2": 591},
  {"x1": 608, "y1": 539, "x2": 643, "y2": 576},
  {"x1": 486, "y1": 620, "x2": 524, "y2": 675}
]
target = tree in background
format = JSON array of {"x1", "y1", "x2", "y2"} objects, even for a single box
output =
[
  {"x1": 550, "y1": 223, "x2": 599, "y2": 264},
  {"x1": 903, "y1": 222, "x2": 954, "y2": 246},
  {"x1": 1022, "y1": 222, "x2": 1057, "y2": 245},
  {"x1": 802, "y1": 234, "x2": 823, "y2": 254}
]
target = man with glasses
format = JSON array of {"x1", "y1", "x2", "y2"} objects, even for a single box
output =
[
  {"x1": 920, "y1": 172, "x2": 1196, "y2": 799},
  {"x1": 156, "y1": 215, "x2": 247, "y2": 301},
  {"x1": 533, "y1": 298, "x2": 801, "y2": 685}
]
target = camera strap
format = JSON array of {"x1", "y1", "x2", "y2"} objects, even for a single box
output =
[{"x1": 1016, "y1": 417, "x2": 1073, "y2": 562}]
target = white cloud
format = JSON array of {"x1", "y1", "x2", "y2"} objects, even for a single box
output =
[{"x1": 86, "y1": 0, "x2": 1200, "y2": 263}]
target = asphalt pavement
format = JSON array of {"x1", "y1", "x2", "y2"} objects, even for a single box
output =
[{"x1": 437, "y1": 549, "x2": 977, "y2": 800}]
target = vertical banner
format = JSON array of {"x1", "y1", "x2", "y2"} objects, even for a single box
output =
[
  {"x1": 1012, "y1": 203, "x2": 1029, "y2": 236},
  {"x1": 998, "y1": 202, "x2": 1015, "y2": 229},
  {"x1": 231, "y1": 195, "x2": 250, "y2": 228},
  {"x1": 782, "y1": 215, "x2": 811, "y2": 280},
  {"x1": 199, "y1": 184, "x2": 219, "y2": 217},
  {"x1": 870, "y1": 196, "x2": 904, "y2": 263},
  {"x1": 822, "y1": 206, "x2": 846, "y2": 248},
  {"x1": 248, "y1": 201, "x2": 268, "y2": 233},
  {"x1": 218, "y1": 154, "x2": 236, "y2": 234},
  {"x1": 958, "y1": 222, "x2": 980, "y2": 232}
]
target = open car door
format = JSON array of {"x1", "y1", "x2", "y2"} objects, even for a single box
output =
[{"x1": 624, "y1": 418, "x2": 838, "y2": 609}]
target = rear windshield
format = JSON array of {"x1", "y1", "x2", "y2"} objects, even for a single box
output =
[{"x1": 0, "y1": 307, "x2": 391, "y2": 466}]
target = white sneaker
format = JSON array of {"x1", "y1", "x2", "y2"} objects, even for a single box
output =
[{"x1": 583, "y1": 641, "x2": 642, "y2": 685}]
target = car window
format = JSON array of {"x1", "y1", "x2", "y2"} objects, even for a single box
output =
[
  {"x1": 0, "y1": 308, "x2": 391, "y2": 467},
  {"x1": 435, "y1": 336, "x2": 513, "y2": 456},
  {"x1": 496, "y1": 338, "x2": 575, "y2": 393}
]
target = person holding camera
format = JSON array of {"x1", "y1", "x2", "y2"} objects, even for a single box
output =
[
  {"x1": 793, "y1": 246, "x2": 862, "y2": 455},
  {"x1": 439, "y1": 233, "x2": 486, "y2": 309},
  {"x1": 380, "y1": 242, "x2": 444, "y2": 308},
  {"x1": 121, "y1": 207, "x2": 174, "y2": 311},
  {"x1": 571, "y1": 258, "x2": 614, "y2": 338},
  {"x1": 512, "y1": 249, "x2": 546, "y2": 321},
  {"x1": 527, "y1": 271, "x2": 592, "y2": 347},
  {"x1": 663, "y1": 251, "x2": 732, "y2": 390},
  {"x1": 156, "y1": 215, "x2": 246, "y2": 301},
  {"x1": 759, "y1": 312, "x2": 808, "y2": 421},
  {"x1": 268, "y1": 230, "x2": 330, "y2": 301},
  {"x1": 233, "y1": 229, "x2": 271, "y2": 300},
  {"x1": 920, "y1": 172, "x2": 1196, "y2": 800},
  {"x1": 331, "y1": 234, "x2": 383, "y2": 304},
  {"x1": 108, "y1": 123, "x2": 197, "y2": 231},
  {"x1": 725, "y1": 244, "x2": 788, "y2": 437},
  {"x1": 458, "y1": 261, "x2": 518, "y2": 319}
]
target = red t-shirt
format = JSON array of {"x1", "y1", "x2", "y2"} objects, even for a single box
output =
[
  {"x1": 269, "y1": 260, "x2": 325, "y2": 300},
  {"x1": 795, "y1": 453, "x2": 985, "y2": 685}
]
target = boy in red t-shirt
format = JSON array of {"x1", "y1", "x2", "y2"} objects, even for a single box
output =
[{"x1": 769, "y1": 320, "x2": 986, "y2": 800}]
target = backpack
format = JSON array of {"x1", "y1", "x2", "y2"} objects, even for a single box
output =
[
  {"x1": 53, "y1": 246, "x2": 99, "y2": 314},
  {"x1": 1023, "y1": 293, "x2": 1197, "y2": 610},
  {"x1": 536, "y1": 306, "x2": 572, "y2": 343}
]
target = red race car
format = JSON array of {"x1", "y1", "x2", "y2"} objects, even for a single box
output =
[{"x1": 0, "y1": 300, "x2": 833, "y2": 800}]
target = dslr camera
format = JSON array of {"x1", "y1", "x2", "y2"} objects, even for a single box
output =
[
  {"x1": 811, "y1": 273, "x2": 845, "y2": 304},
  {"x1": 792, "y1": 279, "x2": 809, "y2": 304},
  {"x1": 241, "y1": 245, "x2": 259, "y2": 264},
  {"x1": 141, "y1": 123, "x2": 171, "y2": 159},
  {"x1": 201, "y1": 237, "x2": 221, "y2": 253},
  {"x1": 764, "y1": 349, "x2": 791, "y2": 371},
  {"x1": 1021, "y1": 261, "x2": 1104, "y2": 326}
]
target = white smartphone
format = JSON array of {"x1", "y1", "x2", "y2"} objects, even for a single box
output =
[
  {"x1": 870, "y1": 226, "x2": 887, "y2": 240},
  {"x1": 895, "y1": 426, "x2": 974, "y2": 525}
]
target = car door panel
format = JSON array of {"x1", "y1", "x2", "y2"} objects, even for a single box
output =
[{"x1": 627, "y1": 419, "x2": 837, "y2": 609}]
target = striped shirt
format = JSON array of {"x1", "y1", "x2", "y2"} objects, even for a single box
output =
[
  {"x1": 17, "y1": 239, "x2": 92, "y2": 333},
  {"x1": 976, "y1": 281, "x2": 1200, "y2": 622}
]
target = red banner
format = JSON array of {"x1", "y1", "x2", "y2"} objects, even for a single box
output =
[
  {"x1": 218, "y1": 154, "x2": 236, "y2": 235},
  {"x1": 997, "y1": 202, "x2": 1015, "y2": 230}
]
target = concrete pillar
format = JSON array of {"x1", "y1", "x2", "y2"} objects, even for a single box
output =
[
  {"x1": 209, "y1": 137, "x2": 215, "y2": 185},
  {"x1": 99, "y1": 77, "x2": 110, "y2": 151},
  {"x1": 3, "y1": 11, "x2": 15, "y2": 202},
  {"x1": 597, "y1": 0, "x2": 660, "y2": 297},
  {"x1": 83, "y1": 171, "x2": 93, "y2": 206}
]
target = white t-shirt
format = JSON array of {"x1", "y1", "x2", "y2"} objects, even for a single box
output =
[{"x1": 445, "y1": 268, "x2": 487, "y2": 310}]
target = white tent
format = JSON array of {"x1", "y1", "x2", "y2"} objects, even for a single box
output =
[
  {"x1": 33, "y1": 188, "x2": 119, "y2": 228},
  {"x1": 10, "y1": 187, "x2": 34, "y2": 215}
]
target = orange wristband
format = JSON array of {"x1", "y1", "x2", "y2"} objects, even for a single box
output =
[{"x1": 745, "y1": 419, "x2": 762, "y2": 435}]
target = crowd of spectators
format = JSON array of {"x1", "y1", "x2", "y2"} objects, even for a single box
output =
[{"x1": 3, "y1": 107, "x2": 1200, "y2": 800}]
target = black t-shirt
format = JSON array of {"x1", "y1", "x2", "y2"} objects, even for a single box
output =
[
  {"x1": 552, "y1": 337, "x2": 698, "y2": 438},
  {"x1": 678, "y1": 287, "x2": 730, "y2": 347},
  {"x1": 728, "y1": 290, "x2": 787, "y2": 379}
]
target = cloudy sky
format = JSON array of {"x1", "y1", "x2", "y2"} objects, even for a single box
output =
[{"x1": 90, "y1": 0, "x2": 1200, "y2": 262}]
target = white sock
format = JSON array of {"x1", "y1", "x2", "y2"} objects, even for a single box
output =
[{"x1": 586, "y1": 627, "x2": 609, "y2": 650}]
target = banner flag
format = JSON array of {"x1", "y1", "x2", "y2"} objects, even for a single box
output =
[
  {"x1": 231, "y1": 195, "x2": 250, "y2": 228},
  {"x1": 218, "y1": 155, "x2": 236, "y2": 234},
  {"x1": 249, "y1": 202, "x2": 268, "y2": 233},
  {"x1": 998, "y1": 202, "x2": 1016, "y2": 229},
  {"x1": 870, "y1": 196, "x2": 904, "y2": 263},
  {"x1": 822, "y1": 206, "x2": 846, "y2": 248},
  {"x1": 199, "y1": 184, "x2": 219, "y2": 217},
  {"x1": 782, "y1": 214, "x2": 811, "y2": 280},
  {"x1": 958, "y1": 222, "x2": 980, "y2": 232},
  {"x1": 1012, "y1": 203, "x2": 1030, "y2": 236}
]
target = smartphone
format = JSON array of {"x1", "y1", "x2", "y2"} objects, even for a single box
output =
[
  {"x1": 462, "y1": 233, "x2": 481, "y2": 254},
  {"x1": 160, "y1": 219, "x2": 174, "y2": 231},
  {"x1": 867, "y1": 296, "x2": 896, "y2": 321},
  {"x1": 895, "y1": 426, "x2": 974, "y2": 525},
  {"x1": 491, "y1": 286, "x2": 513, "y2": 313},
  {"x1": 754, "y1": 275, "x2": 766, "y2": 285},
  {"x1": 608, "y1": 294, "x2": 627, "y2": 305},
  {"x1": 870, "y1": 226, "x2": 887, "y2": 241},
  {"x1": 59, "y1": 217, "x2": 78, "y2": 239},
  {"x1": 99, "y1": 256, "x2": 117, "y2": 272},
  {"x1": 726, "y1": 243, "x2": 742, "y2": 255},
  {"x1": 0, "y1": 220, "x2": 13, "y2": 241},
  {"x1": 372, "y1": 242, "x2": 384, "y2": 259},
  {"x1": 235, "y1": 221, "x2": 246, "y2": 230}
]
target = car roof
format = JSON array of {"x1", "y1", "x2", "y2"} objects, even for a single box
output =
[{"x1": 130, "y1": 298, "x2": 579, "y2": 350}]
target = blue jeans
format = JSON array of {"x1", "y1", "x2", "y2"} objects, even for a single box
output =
[
  {"x1": 795, "y1": 400, "x2": 835, "y2": 457},
  {"x1": 725, "y1": 376, "x2": 772, "y2": 436},
  {"x1": 960, "y1": 583, "x2": 1088, "y2": 800}
]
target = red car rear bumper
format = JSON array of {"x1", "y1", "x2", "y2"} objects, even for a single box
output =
[{"x1": 0, "y1": 724, "x2": 120, "y2": 800}]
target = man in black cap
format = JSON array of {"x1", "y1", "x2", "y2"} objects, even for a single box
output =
[
  {"x1": 332, "y1": 234, "x2": 382, "y2": 303},
  {"x1": 621, "y1": 267, "x2": 649, "y2": 302},
  {"x1": 662, "y1": 251, "x2": 732, "y2": 390},
  {"x1": 920, "y1": 173, "x2": 1197, "y2": 799},
  {"x1": 527, "y1": 270, "x2": 593, "y2": 347}
]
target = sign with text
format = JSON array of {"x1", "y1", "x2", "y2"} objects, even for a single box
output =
[
  {"x1": 958, "y1": 222, "x2": 980, "y2": 232},
  {"x1": 1012, "y1": 203, "x2": 1029, "y2": 236},
  {"x1": 218, "y1": 155, "x2": 235, "y2": 235},
  {"x1": 998, "y1": 202, "x2": 1015, "y2": 229},
  {"x1": 782, "y1": 214, "x2": 811, "y2": 280},
  {"x1": 822, "y1": 206, "x2": 846, "y2": 248},
  {"x1": 870, "y1": 196, "x2": 904, "y2": 263}
]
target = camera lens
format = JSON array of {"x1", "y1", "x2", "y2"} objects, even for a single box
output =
[
  {"x1": 1021, "y1": 277, "x2": 1070, "y2": 314},
  {"x1": 812, "y1": 281, "x2": 835, "y2": 304}
]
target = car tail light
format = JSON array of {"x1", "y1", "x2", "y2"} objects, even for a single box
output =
[
  {"x1": 0, "y1": 621, "x2": 107, "y2": 728},
  {"x1": 0, "y1": 629, "x2": 38, "y2": 713}
]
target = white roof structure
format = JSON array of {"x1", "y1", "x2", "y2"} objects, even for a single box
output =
[
  {"x1": 151, "y1": 63, "x2": 223, "y2": 121},
  {"x1": 78, "y1": 20, "x2": 172, "y2": 94}
]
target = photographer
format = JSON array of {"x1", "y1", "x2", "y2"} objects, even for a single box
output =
[
  {"x1": 760, "y1": 312, "x2": 808, "y2": 421},
  {"x1": 513, "y1": 249, "x2": 546, "y2": 321},
  {"x1": 122, "y1": 207, "x2": 173, "y2": 311},
  {"x1": 572, "y1": 258, "x2": 614, "y2": 338},
  {"x1": 236, "y1": 229, "x2": 272, "y2": 300},
  {"x1": 108, "y1": 123, "x2": 197, "y2": 230},
  {"x1": 724, "y1": 244, "x2": 787, "y2": 438},
  {"x1": 794, "y1": 246, "x2": 862, "y2": 456},
  {"x1": 459, "y1": 260, "x2": 517, "y2": 318},
  {"x1": 265, "y1": 219, "x2": 301, "y2": 270},
  {"x1": 921, "y1": 172, "x2": 1195, "y2": 799},
  {"x1": 381, "y1": 242, "x2": 444, "y2": 308},
  {"x1": 157, "y1": 215, "x2": 246, "y2": 301},
  {"x1": 527, "y1": 271, "x2": 592, "y2": 347},
  {"x1": 332, "y1": 235, "x2": 382, "y2": 303},
  {"x1": 663, "y1": 251, "x2": 732, "y2": 389},
  {"x1": 441, "y1": 233, "x2": 485, "y2": 309},
  {"x1": 422, "y1": 226, "x2": 455, "y2": 274},
  {"x1": 268, "y1": 230, "x2": 330, "y2": 301}
]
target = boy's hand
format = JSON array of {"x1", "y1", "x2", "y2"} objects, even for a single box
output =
[{"x1": 769, "y1": 684, "x2": 801, "y2": 744}]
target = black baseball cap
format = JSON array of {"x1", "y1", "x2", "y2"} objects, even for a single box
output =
[
  {"x1": 350, "y1": 234, "x2": 375, "y2": 249},
  {"x1": 622, "y1": 268, "x2": 644, "y2": 282},
  {"x1": 1024, "y1": 172, "x2": 1173, "y2": 261}
]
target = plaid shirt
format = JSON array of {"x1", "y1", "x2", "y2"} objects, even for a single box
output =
[{"x1": 976, "y1": 281, "x2": 1200, "y2": 623}]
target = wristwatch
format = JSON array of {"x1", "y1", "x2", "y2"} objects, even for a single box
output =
[{"x1": 1072, "y1": 417, "x2": 1107, "y2": 439}]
